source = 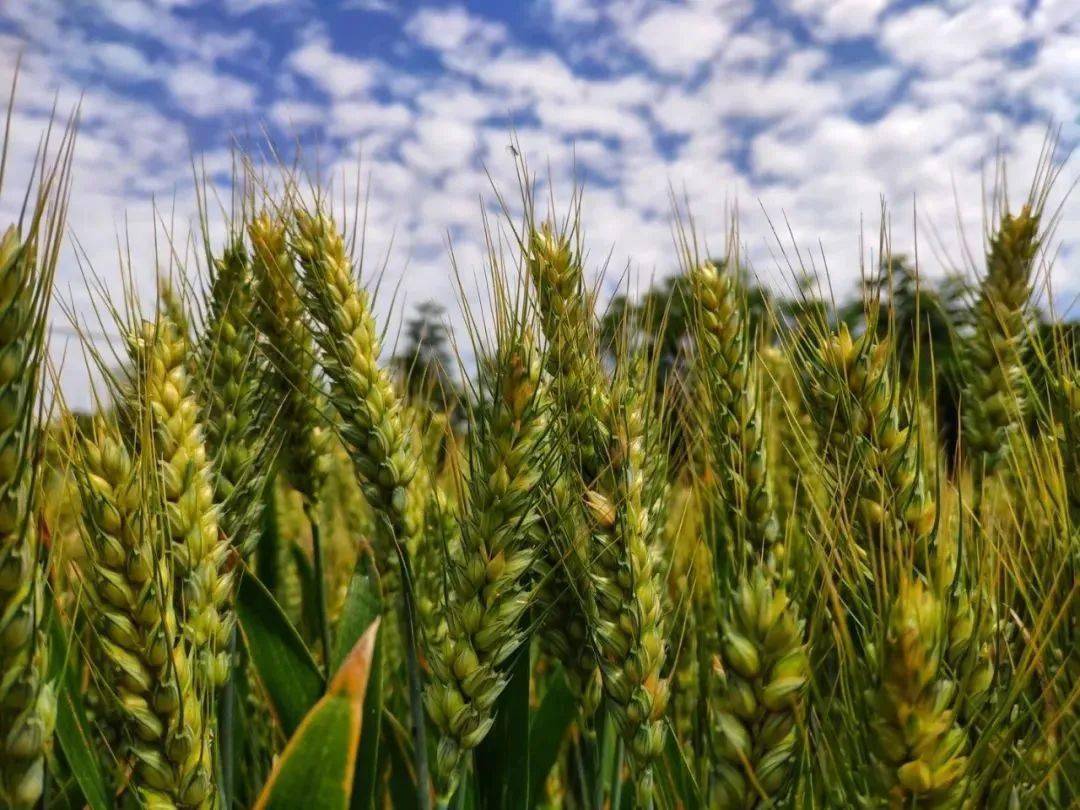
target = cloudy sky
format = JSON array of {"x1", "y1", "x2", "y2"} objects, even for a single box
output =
[{"x1": 0, "y1": 0, "x2": 1077, "y2": 405}]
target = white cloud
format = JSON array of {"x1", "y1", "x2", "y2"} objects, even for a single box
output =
[
  {"x1": 270, "y1": 98, "x2": 325, "y2": 129},
  {"x1": 93, "y1": 42, "x2": 159, "y2": 81},
  {"x1": 289, "y1": 35, "x2": 378, "y2": 97},
  {"x1": 879, "y1": 0, "x2": 1029, "y2": 76},
  {"x1": 629, "y1": 4, "x2": 738, "y2": 75},
  {"x1": 784, "y1": 0, "x2": 892, "y2": 40},
  {"x1": 405, "y1": 5, "x2": 506, "y2": 54},
  {"x1": 166, "y1": 63, "x2": 258, "y2": 116}
]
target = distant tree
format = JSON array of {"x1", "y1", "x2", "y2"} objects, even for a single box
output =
[{"x1": 392, "y1": 300, "x2": 458, "y2": 413}]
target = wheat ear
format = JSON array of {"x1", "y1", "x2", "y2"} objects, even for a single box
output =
[
  {"x1": 688, "y1": 259, "x2": 780, "y2": 573},
  {"x1": 424, "y1": 337, "x2": 549, "y2": 798},
  {"x1": 75, "y1": 419, "x2": 214, "y2": 807},
  {"x1": 136, "y1": 315, "x2": 234, "y2": 689},
  {"x1": 528, "y1": 225, "x2": 669, "y2": 804},
  {"x1": 0, "y1": 224, "x2": 55, "y2": 808},
  {"x1": 711, "y1": 567, "x2": 809, "y2": 808},
  {"x1": 200, "y1": 238, "x2": 271, "y2": 557},
  {"x1": 871, "y1": 579, "x2": 969, "y2": 807},
  {"x1": 249, "y1": 211, "x2": 328, "y2": 505},
  {"x1": 963, "y1": 206, "x2": 1040, "y2": 474}
]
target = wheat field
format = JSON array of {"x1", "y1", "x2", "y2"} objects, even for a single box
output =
[{"x1": 0, "y1": 94, "x2": 1077, "y2": 810}]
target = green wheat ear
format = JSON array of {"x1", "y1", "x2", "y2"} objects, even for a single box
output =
[
  {"x1": 710, "y1": 566, "x2": 808, "y2": 808},
  {"x1": 249, "y1": 210, "x2": 329, "y2": 506},
  {"x1": 200, "y1": 237, "x2": 272, "y2": 557},
  {"x1": 74, "y1": 417, "x2": 214, "y2": 808},
  {"x1": 291, "y1": 207, "x2": 417, "y2": 548},
  {"x1": 0, "y1": 223, "x2": 56, "y2": 809},
  {"x1": 135, "y1": 314, "x2": 234, "y2": 689},
  {"x1": 425, "y1": 335, "x2": 550, "y2": 799},
  {"x1": 870, "y1": 579, "x2": 969, "y2": 807},
  {"x1": 688, "y1": 259, "x2": 780, "y2": 575},
  {"x1": 963, "y1": 205, "x2": 1041, "y2": 474},
  {"x1": 527, "y1": 222, "x2": 669, "y2": 805},
  {"x1": 806, "y1": 322, "x2": 937, "y2": 575}
]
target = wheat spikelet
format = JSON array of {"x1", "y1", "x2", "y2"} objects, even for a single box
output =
[
  {"x1": 75, "y1": 419, "x2": 214, "y2": 807},
  {"x1": 871, "y1": 579, "x2": 969, "y2": 807},
  {"x1": 0, "y1": 225, "x2": 56, "y2": 808},
  {"x1": 200, "y1": 239, "x2": 271, "y2": 556},
  {"x1": 424, "y1": 337, "x2": 549, "y2": 797},
  {"x1": 688, "y1": 259, "x2": 780, "y2": 572},
  {"x1": 710, "y1": 567, "x2": 808, "y2": 808},
  {"x1": 249, "y1": 211, "x2": 328, "y2": 505},
  {"x1": 136, "y1": 314, "x2": 234, "y2": 689},
  {"x1": 962, "y1": 205, "x2": 1040, "y2": 473}
]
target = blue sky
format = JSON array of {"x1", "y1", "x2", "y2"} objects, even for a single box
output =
[{"x1": 1, "y1": 0, "x2": 1078, "y2": 403}]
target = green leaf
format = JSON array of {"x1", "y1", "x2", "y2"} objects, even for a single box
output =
[
  {"x1": 333, "y1": 552, "x2": 384, "y2": 810},
  {"x1": 237, "y1": 566, "x2": 325, "y2": 736},
  {"x1": 332, "y1": 551, "x2": 382, "y2": 672},
  {"x1": 380, "y1": 710, "x2": 418, "y2": 810},
  {"x1": 291, "y1": 539, "x2": 320, "y2": 643},
  {"x1": 526, "y1": 668, "x2": 577, "y2": 809},
  {"x1": 657, "y1": 721, "x2": 701, "y2": 810},
  {"x1": 49, "y1": 608, "x2": 111, "y2": 810},
  {"x1": 253, "y1": 620, "x2": 381, "y2": 810},
  {"x1": 474, "y1": 642, "x2": 531, "y2": 810}
]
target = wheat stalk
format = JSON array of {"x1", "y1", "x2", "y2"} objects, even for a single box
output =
[
  {"x1": 527, "y1": 224, "x2": 669, "y2": 804},
  {"x1": 291, "y1": 203, "x2": 432, "y2": 807}
]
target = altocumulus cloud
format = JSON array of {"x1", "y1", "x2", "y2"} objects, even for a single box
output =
[{"x1": 0, "y1": 0, "x2": 1077, "y2": 408}]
